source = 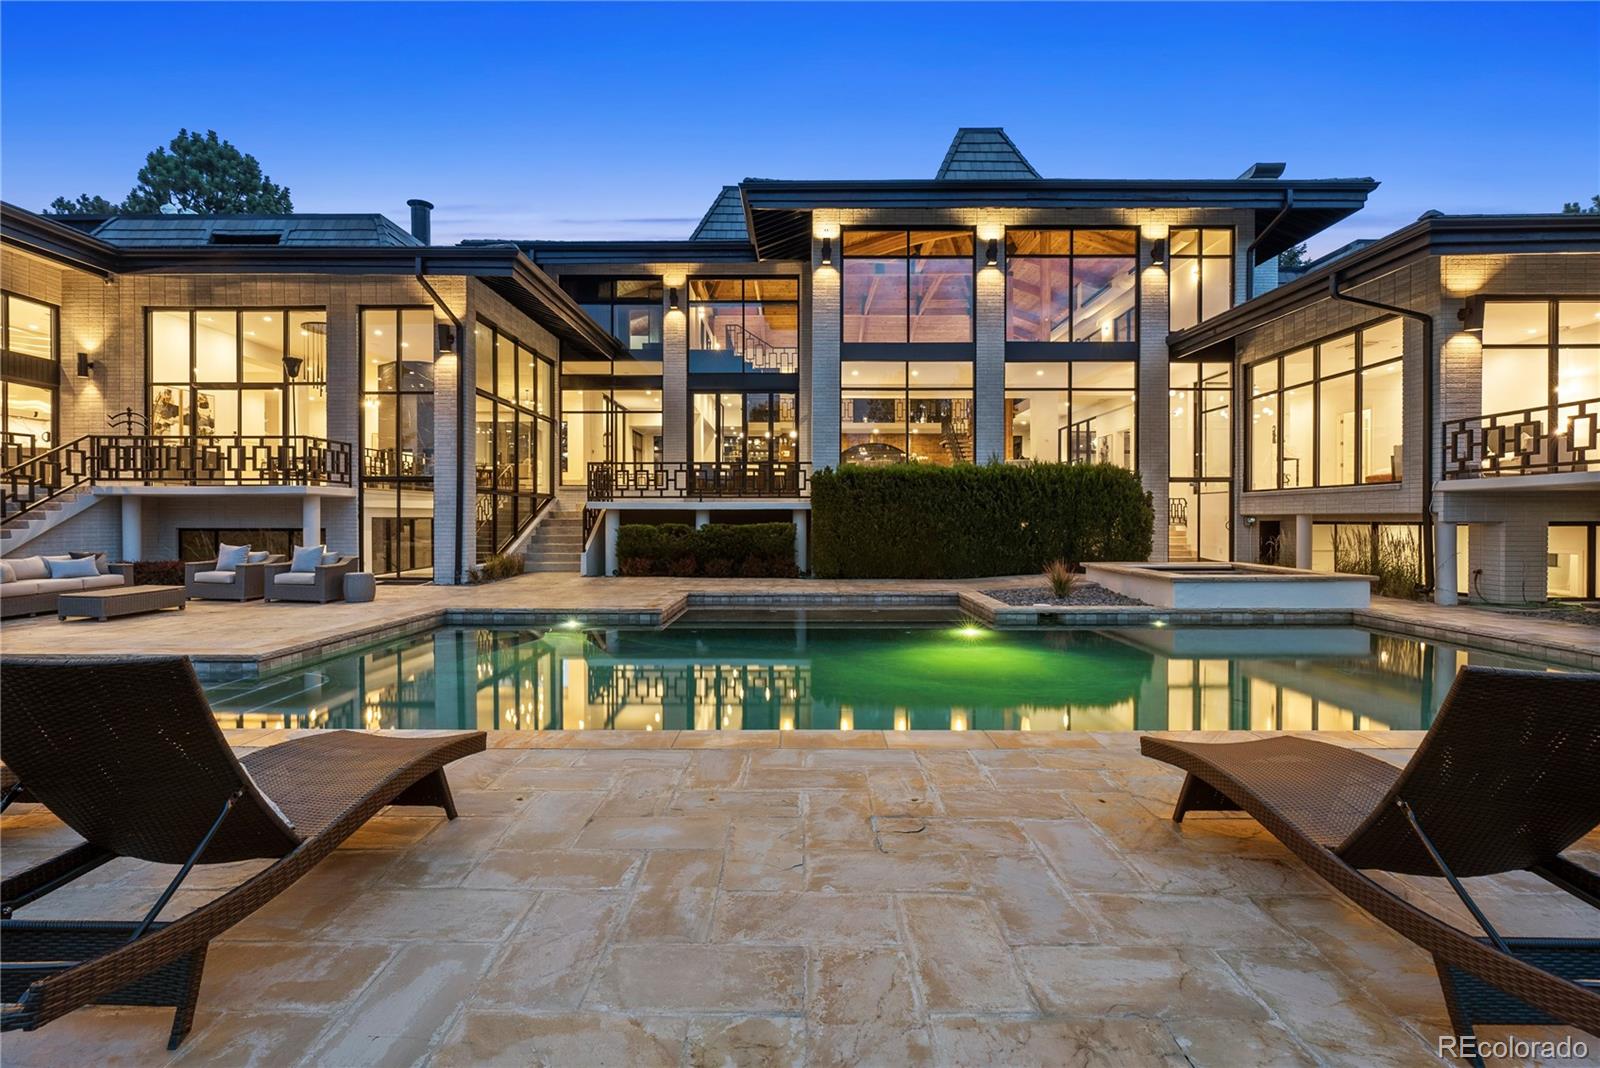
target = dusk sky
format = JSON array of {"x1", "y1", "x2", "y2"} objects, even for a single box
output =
[{"x1": 3, "y1": 2, "x2": 1597, "y2": 255}]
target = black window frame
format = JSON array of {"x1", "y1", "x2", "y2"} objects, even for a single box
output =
[
  {"x1": 1, "y1": 289, "x2": 61, "y2": 458},
  {"x1": 359, "y1": 305, "x2": 437, "y2": 581},
  {"x1": 687, "y1": 276, "x2": 801, "y2": 374},
  {"x1": 1168, "y1": 227, "x2": 1236, "y2": 332},
  {"x1": 840, "y1": 227, "x2": 976, "y2": 357},
  {"x1": 1001, "y1": 359, "x2": 1140, "y2": 470},
  {"x1": 1002, "y1": 227, "x2": 1140, "y2": 359},
  {"x1": 474, "y1": 315, "x2": 558, "y2": 559}
]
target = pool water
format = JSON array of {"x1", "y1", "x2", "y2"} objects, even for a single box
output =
[{"x1": 203, "y1": 623, "x2": 1564, "y2": 733}]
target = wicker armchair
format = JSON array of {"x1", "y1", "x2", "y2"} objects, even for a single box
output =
[
  {"x1": 263, "y1": 554, "x2": 357, "y2": 603},
  {"x1": 183, "y1": 555, "x2": 285, "y2": 602}
]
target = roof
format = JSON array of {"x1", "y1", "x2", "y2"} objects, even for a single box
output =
[
  {"x1": 935, "y1": 128, "x2": 1040, "y2": 180},
  {"x1": 1281, "y1": 238, "x2": 1377, "y2": 279},
  {"x1": 690, "y1": 186, "x2": 749, "y2": 241},
  {"x1": 91, "y1": 213, "x2": 420, "y2": 248},
  {"x1": 1168, "y1": 213, "x2": 1600, "y2": 357}
]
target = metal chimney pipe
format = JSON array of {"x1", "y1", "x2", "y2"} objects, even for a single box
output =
[{"x1": 406, "y1": 199, "x2": 433, "y2": 244}]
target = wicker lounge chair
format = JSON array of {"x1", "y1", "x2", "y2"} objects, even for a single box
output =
[
  {"x1": 0, "y1": 763, "x2": 25, "y2": 811},
  {"x1": 263, "y1": 553, "x2": 356, "y2": 603},
  {"x1": 184, "y1": 553, "x2": 286, "y2": 602},
  {"x1": 0, "y1": 655, "x2": 485, "y2": 1049},
  {"x1": 1140, "y1": 666, "x2": 1600, "y2": 1059}
]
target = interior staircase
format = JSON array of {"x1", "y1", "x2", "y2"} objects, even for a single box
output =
[{"x1": 522, "y1": 489, "x2": 588, "y2": 573}]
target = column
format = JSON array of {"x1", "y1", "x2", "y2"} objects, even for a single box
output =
[
  {"x1": 604, "y1": 509, "x2": 620, "y2": 577},
  {"x1": 694, "y1": 509, "x2": 710, "y2": 529},
  {"x1": 1295, "y1": 514, "x2": 1313, "y2": 570},
  {"x1": 792, "y1": 508, "x2": 808, "y2": 573},
  {"x1": 1138, "y1": 229, "x2": 1172, "y2": 560},
  {"x1": 810, "y1": 230, "x2": 842, "y2": 471},
  {"x1": 973, "y1": 228, "x2": 1006, "y2": 463},
  {"x1": 662, "y1": 280, "x2": 688, "y2": 464},
  {"x1": 119, "y1": 496, "x2": 142, "y2": 562},
  {"x1": 302, "y1": 494, "x2": 323, "y2": 549},
  {"x1": 1434, "y1": 519, "x2": 1458, "y2": 606}
]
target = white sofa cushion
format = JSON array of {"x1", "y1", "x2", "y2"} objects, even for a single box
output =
[
  {"x1": 193, "y1": 570, "x2": 237, "y2": 585},
  {"x1": 216, "y1": 543, "x2": 250, "y2": 571},
  {"x1": 290, "y1": 544, "x2": 326, "y2": 573},
  {"x1": 274, "y1": 572, "x2": 318, "y2": 586},
  {"x1": 8, "y1": 556, "x2": 48, "y2": 581},
  {"x1": 0, "y1": 579, "x2": 48, "y2": 596},
  {"x1": 80, "y1": 574, "x2": 124, "y2": 590}
]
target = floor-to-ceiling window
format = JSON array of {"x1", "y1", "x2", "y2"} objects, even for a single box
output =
[
  {"x1": 689, "y1": 278, "x2": 799, "y2": 373},
  {"x1": 1005, "y1": 229, "x2": 1137, "y2": 343},
  {"x1": 1168, "y1": 228, "x2": 1234, "y2": 332},
  {"x1": 1549, "y1": 523, "x2": 1597, "y2": 599},
  {"x1": 1248, "y1": 318, "x2": 1403, "y2": 490},
  {"x1": 559, "y1": 276, "x2": 665, "y2": 486},
  {"x1": 474, "y1": 318, "x2": 557, "y2": 559},
  {"x1": 1477, "y1": 299, "x2": 1600, "y2": 473},
  {"x1": 1, "y1": 292, "x2": 57, "y2": 464},
  {"x1": 841, "y1": 361, "x2": 974, "y2": 465},
  {"x1": 1168, "y1": 360, "x2": 1232, "y2": 561},
  {"x1": 1003, "y1": 361, "x2": 1135, "y2": 468},
  {"x1": 842, "y1": 230, "x2": 974, "y2": 344},
  {"x1": 360, "y1": 307, "x2": 435, "y2": 579}
]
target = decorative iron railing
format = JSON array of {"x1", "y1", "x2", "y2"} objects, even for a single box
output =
[
  {"x1": 2, "y1": 430, "x2": 39, "y2": 470},
  {"x1": 2, "y1": 434, "x2": 353, "y2": 523},
  {"x1": 586, "y1": 460, "x2": 810, "y2": 502},
  {"x1": 1441, "y1": 397, "x2": 1600, "y2": 480},
  {"x1": 1168, "y1": 498, "x2": 1189, "y2": 526},
  {"x1": 364, "y1": 447, "x2": 431, "y2": 479}
]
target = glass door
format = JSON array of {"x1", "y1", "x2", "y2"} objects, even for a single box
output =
[
  {"x1": 1169, "y1": 360, "x2": 1232, "y2": 561},
  {"x1": 2, "y1": 293, "x2": 59, "y2": 465}
]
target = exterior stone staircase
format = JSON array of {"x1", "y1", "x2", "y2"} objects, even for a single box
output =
[
  {"x1": 522, "y1": 489, "x2": 588, "y2": 573},
  {"x1": 0, "y1": 488, "x2": 98, "y2": 555}
]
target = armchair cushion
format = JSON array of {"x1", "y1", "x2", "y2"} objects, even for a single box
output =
[
  {"x1": 274, "y1": 572, "x2": 318, "y2": 587},
  {"x1": 193, "y1": 570, "x2": 238, "y2": 585},
  {"x1": 290, "y1": 544, "x2": 327, "y2": 573},
  {"x1": 216, "y1": 543, "x2": 251, "y2": 571}
]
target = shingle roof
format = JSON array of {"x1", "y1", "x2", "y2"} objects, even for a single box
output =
[
  {"x1": 90, "y1": 214, "x2": 421, "y2": 248},
  {"x1": 935, "y1": 128, "x2": 1040, "y2": 180},
  {"x1": 690, "y1": 186, "x2": 748, "y2": 241}
]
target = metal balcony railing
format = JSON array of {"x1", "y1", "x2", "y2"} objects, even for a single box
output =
[
  {"x1": 586, "y1": 460, "x2": 810, "y2": 502},
  {"x1": 1441, "y1": 397, "x2": 1600, "y2": 479}
]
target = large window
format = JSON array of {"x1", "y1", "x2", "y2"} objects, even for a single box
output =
[
  {"x1": 841, "y1": 361, "x2": 973, "y2": 465},
  {"x1": 1169, "y1": 360, "x2": 1232, "y2": 561},
  {"x1": 147, "y1": 308, "x2": 327, "y2": 441},
  {"x1": 559, "y1": 276, "x2": 665, "y2": 486},
  {"x1": 691, "y1": 392, "x2": 799, "y2": 464},
  {"x1": 474, "y1": 318, "x2": 557, "y2": 560},
  {"x1": 561, "y1": 277, "x2": 663, "y2": 369},
  {"x1": 1248, "y1": 318, "x2": 1403, "y2": 491},
  {"x1": 1005, "y1": 229, "x2": 1136, "y2": 343},
  {"x1": 1480, "y1": 299, "x2": 1600, "y2": 448},
  {"x1": 689, "y1": 278, "x2": 799, "y2": 373},
  {"x1": 1548, "y1": 523, "x2": 1597, "y2": 600},
  {"x1": 361, "y1": 308, "x2": 436, "y2": 579},
  {"x1": 842, "y1": 230, "x2": 973, "y2": 344},
  {"x1": 1168, "y1": 228, "x2": 1233, "y2": 331},
  {"x1": 1003, "y1": 361, "x2": 1136, "y2": 469},
  {"x1": 1, "y1": 292, "x2": 57, "y2": 462}
]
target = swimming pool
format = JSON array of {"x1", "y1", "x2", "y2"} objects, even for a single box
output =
[{"x1": 203, "y1": 622, "x2": 1565, "y2": 733}]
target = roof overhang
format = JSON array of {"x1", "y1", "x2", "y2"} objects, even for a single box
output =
[
  {"x1": 739, "y1": 178, "x2": 1378, "y2": 262},
  {"x1": 521, "y1": 239, "x2": 759, "y2": 266},
  {"x1": 1167, "y1": 213, "x2": 1600, "y2": 357},
  {"x1": 0, "y1": 201, "x2": 122, "y2": 277}
]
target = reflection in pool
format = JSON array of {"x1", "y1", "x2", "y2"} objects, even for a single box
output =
[{"x1": 204, "y1": 624, "x2": 1563, "y2": 733}]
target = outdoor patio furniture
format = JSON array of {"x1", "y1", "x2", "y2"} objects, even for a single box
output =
[
  {"x1": 1139, "y1": 666, "x2": 1600, "y2": 1060},
  {"x1": 0, "y1": 554, "x2": 127, "y2": 619},
  {"x1": 184, "y1": 552, "x2": 285, "y2": 602},
  {"x1": 343, "y1": 571, "x2": 376, "y2": 603},
  {"x1": 0, "y1": 655, "x2": 486, "y2": 1049},
  {"x1": 263, "y1": 552, "x2": 356, "y2": 603},
  {"x1": 56, "y1": 585, "x2": 186, "y2": 622},
  {"x1": 0, "y1": 764, "x2": 26, "y2": 811}
]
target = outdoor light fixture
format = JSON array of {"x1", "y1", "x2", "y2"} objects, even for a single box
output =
[
  {"x1": 1457, "y1": 297, "x2": 1484, "y2": 335},
  {"x1": 820, "y1": 236, "x2": 833, "y2": 267},
  {"x1": 985, "y1": 238, "x2": 999, "y2": 267},
  {"x1": 436, "y1": 323, "x2": 458, "y2": 354},
  {"x1": 75, "y1": 352, "x2": 94, "y2": 377},
  {"x1": 668, "y1": 286, "x2": 682, "y2": 312},
  {"x1": 1150, "y1": 238, "x2": 1168, "y2": 267}
]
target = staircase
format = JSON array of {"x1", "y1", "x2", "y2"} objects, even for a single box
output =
[
  {"x1": 1167, "y1": 498, "x2": 1195, "y2": 562},
  {"x1": 1, "y1": 487, "x2": 99, "y2": 555},
  {"x1": 522, "y1": 489, "x2": 587, "y2": 573}
]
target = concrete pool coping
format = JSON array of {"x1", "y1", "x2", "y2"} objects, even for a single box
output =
[{"x1": 1081, "y1": 562, "x2": 1374, "y2": 611}]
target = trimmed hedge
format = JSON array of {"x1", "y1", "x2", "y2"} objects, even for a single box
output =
[
  {"x1": 811, "y1": 462, "x2": 1153, "y2": 579},
  {"x1": 616, "y1": 522, "x2": 798, "y2": 578}
]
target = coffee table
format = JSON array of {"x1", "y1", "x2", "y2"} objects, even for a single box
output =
[{"x1": 57, "y1": 585, "x2": 186, "y2": 622}]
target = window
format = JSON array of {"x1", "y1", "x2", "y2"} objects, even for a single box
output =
[
  {"x1": 1480, "y1": 298, "x2": 1600, "y2": 449},
  {"x1": 361, "y1": 308, "x2": 436, "y2": 579},
  {"x1": 560, "y1": 276, "x2": 663, "y2": 368},
  {"x1": 1005, "y1": 229, "x2": 1137, "y2": 343},
  {"x1": 1168, "y1": 360, "x2": 1232, "y2": 561},
  {"x1": 147, "y1": 308, "x2": 327, "y2": 441},
  {"x1": 841, "y1": 361, "x2": 973, "y2": 465},
  {"x1": 474, "y1": 318, "x2": 558, "y2": 560},
  {"x1": 1004, "y1": 361, "x2": 1136, "y2": 469},
  {"x1": 1248, "y1": 318, "x2": 1404, "y2": 490},
  {"x1": 1, "y1": 292, "x2": 58, "y2": 462},
  {"x1": 691, "y1": 392, "x2": 799, "y2": 464},
  {"x1": 1548, "y1": 523, "x2": 1597, "y2": 600},
  {"x1": 842, "y1": 230, "x2": 973, "y2": 344},
  {"x1": 1168, "y1": 228, "x2": 1233, "y2": 331},
  {"x1": 689, "y1": 278, "x2": 799, "y2": 373}
]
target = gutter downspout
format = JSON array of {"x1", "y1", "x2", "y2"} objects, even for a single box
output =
[
  {"x1": 1244, "y1": 189, "x2": 1293, "y2": 301},
  {"x1": 415, "y1": 257, "x2": 466, "y2": 585},
  {"x1": 1327, "y1": 271, "x2": 1435, "y2": 592}
]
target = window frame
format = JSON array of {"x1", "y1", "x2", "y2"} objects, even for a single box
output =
[
  {"x1": 1167, "y1": 227, "x2": 1236, "y2": 332},
  {"x1": 840, "y1": 226, "x2": 976, "y2": 356},
  {"x1": 474, "y1": 314, "x2": 559, "y2": 557},
  {"x1": 689, "y1": 389, "x2": 800, "y2": 465},
  {"x1": 1002, "y1": 227, "x2": 1140, "y2": 357},
  {"x1": 1001, "y1": 359, "x2": 1140, "y2": 470},
  {"x1": 687, "y1": 276, "x2": 801, "y2": 375},
  {"x1": 840, "y1": 360, "x2": 976, "y2": 467},
  {"x1": 1, "y1": 290, "x2": 61, "y2": 455},
  {"x1": 359, "y1": 305, "x2": 437, "y2": 581}
]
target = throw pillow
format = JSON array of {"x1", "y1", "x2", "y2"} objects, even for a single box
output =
[
  {"x1": 246, "y1": 550, "x2": 272, "y2": 563},
  {"x1": 290, "y1": 544, "x2": 327, "y2": 573},
  {"x1": 216, "y1": 543, "x2": 250, "y2": 571},
  {"x1": 46, "y1": 556, "x2": 101, "y2": 580},
  {"x1": 0, "y1": 561, "x2": 14, "y2": 583}
]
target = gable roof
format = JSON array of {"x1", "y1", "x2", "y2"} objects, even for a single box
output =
[
  {"x1": 935, "y1": 128, "x2": 1040, "y2": 180},
  {"x1": 91, "y1": 213, "x2": 420, "y2": 248},
  {"x1": 690, "y1": 186, "x2": 748, "y2": 241}
]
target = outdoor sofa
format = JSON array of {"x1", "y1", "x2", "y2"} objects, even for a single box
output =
[
  {"x1": 263, "y1": 551, "x2": 356, "y2": 603},
  {"x1": 0, "y1": 655, "x2": 485, "y2": 1048},
  {"x1": 0, "y1": 553, "x2": 126, "y2": 619},
  {"x1": 1140, "y1": 666, "x2": 1600, "y2": 1061}
]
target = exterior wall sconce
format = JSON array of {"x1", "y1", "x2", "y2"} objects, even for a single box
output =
[
  {"x1": 76, "y1": 352, "x2": 94, "y2": 377},
  {"x1": 1150, "y1": 238, "x2": 1168, "y2": 267},
  {"x1": 1457, "y1": 297, "x2": 1484, "y2": 335},
  {"x1": 985, "y1": 238, "x2": 999, "y2": 267},
  {"x1": 436, "y1": 323, "x2": 458, "y2": 354},
  {"x1": 820, "y1": 236, "x2": 833, "y2": 267},
  {"x1": 668, "y1": 287, "x2": 682, "y2": 312}
]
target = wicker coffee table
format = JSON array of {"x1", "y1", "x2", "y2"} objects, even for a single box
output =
[{"x1": 57, "y1": 585, "x2": 186, "y2": 622}]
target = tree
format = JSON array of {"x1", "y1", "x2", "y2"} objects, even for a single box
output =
[
  {"x1": 1277, "y1": 242, "x2": 1310, "y2": 272},
  {"x1": 1562, "y1": 195, "x2": 1600, "y2": 214},
  {"x1": 42, "y1": 129, "x2": 292, "y2": 216},
  {"x1": 45, "y1": 193, "x2": 118, "y2": 215}
]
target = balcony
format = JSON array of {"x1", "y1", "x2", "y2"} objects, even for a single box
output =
[
  {"x1": 586, "y1": 460, "x2": 810, "y2": 502},
  {"x1": 1441, "y1": 397, "x2": 1600, "y2": 480}
]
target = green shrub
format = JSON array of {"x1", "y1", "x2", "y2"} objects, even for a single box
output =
[
  {"x1": 614, "y1": 522, "x2": 798, "y2": 578},
  {"x1": 471, "y1": 552, "x2": 525, "y2": 583},
  {"x1": 810, "y1": 462, "x2": 1153, "y2": 579}
]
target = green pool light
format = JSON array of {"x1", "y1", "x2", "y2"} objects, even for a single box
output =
[
  {"x1": 953, "y1": 624, "x2": 989, "y2": 640},
  {"x1": 560, "y1": 619, "x2": 583, "y2": 630}
]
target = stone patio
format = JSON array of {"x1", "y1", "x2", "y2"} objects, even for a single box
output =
[{"x1": 3, "y1": 729, "x2": 1596, "y2": 1067}]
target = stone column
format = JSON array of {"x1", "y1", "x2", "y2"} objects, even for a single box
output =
[
  {"x1": 810, "y1": 229, "x2": 842, "y2": 471},
  {"x1": 1295, "y1": 513, "x2": 1314, "y2": 570},
  {"x1": 604, "y1": 509, "x2": 620, "y2": 576},
  {"x1": 119, "y1": 496, "x2": 142, "y2": 562},
  {"x1": 1434, "y1": 519, "x2": 1458, "y2": 606},
  {"x1": 1138, "y1": 231, "x2": 1172, "y2": 561},
  {"x1": 792, "y1": 508, "x2": 808, "y2": 573},
  {"x1": 973, "y1": 229, "x2": 1006, "y2": 463},
  {"x1": 302, "y1": 494, "x2": 322, "y2": 550},
  {"x1": 662, "y1": 281, "x2": 688, "y2": 464}
]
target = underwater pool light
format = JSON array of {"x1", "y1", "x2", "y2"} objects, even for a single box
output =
[{"x1": 560, "y1": 619, "x2": 583, "y2": 630}]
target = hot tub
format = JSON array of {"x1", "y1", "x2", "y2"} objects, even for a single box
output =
[{"x1": 1081, "y1": 561, "x2": 1372, "y2": 611}]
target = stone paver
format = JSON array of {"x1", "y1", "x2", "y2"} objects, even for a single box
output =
[{"x1": 3, "y1": 731, "x2": 1595, "y2": 1067}]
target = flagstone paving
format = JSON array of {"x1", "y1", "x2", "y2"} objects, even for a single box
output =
[{"x1": 3, "y1": 729, "x2": 1596, "y2": 1067}]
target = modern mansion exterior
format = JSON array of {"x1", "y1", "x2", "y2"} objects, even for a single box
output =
[{"x1": 2, "y1": 129, "x2": 1596, "y2": 601}]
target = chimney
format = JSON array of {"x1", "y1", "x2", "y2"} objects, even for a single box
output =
[{"x1": 406, "y1": 199, "x2": 433, "y2": 244}]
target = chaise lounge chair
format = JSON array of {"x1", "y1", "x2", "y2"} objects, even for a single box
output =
[
  {"x1": 1140, "y1": 666, "x2": 1600, "y2": 1060},
  {"x1": 0, "y1": 655, "x2": 486, "y2": 1049}
]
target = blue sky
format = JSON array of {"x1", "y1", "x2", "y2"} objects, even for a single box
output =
[{"x1": 3, "y1": 2, "x2": 1596, "y2": 254}]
